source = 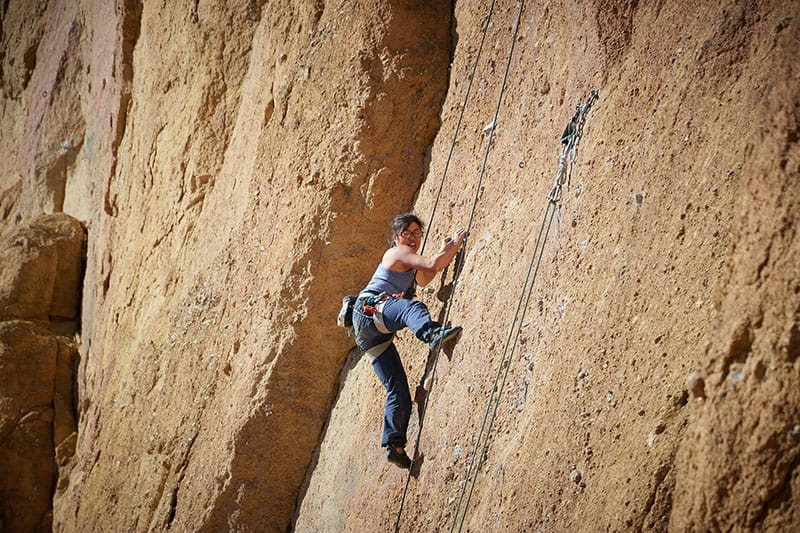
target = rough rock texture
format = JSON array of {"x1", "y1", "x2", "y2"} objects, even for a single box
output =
[
  {"x1": 0, "y1": 214, "x2": 82, "y2": 532},
  {"x1": 0, "y1": 213, "x2": 85, "y2": 325},
  {"x1": 0, "y1": 0, "x2": 798, "y2": 532},
  {"x1": 5, "y1": 0, "x2": 451, "y2": 531},
  {"x1": 297, "y1": 1, "x2": 800, "y2": 531},
  {"x1": 0, "y1": 322, "x2": 79, "y2": 533}
]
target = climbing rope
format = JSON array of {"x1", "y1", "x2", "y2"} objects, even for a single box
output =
[
  {"x1": 393, "y1": 2, "x2": 525, "y2": 531},
  {"x1": 449, "y1": 89, "x2": 599, "y2": 533},
  {"x1": 420, "y1": 0, "x2": 498, "y2": 254}
]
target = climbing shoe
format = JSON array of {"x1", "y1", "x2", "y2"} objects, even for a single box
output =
[
  {"x1": 428, "y1": 325, "x2": 463, "y2": 352},
  {"x1": 386, "y1": 444, "x2": 411, "y2": 469}
]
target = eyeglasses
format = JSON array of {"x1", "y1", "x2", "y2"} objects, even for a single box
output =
[{"x1": 399, "y1": 229, "x2": 424, "y2": 239}]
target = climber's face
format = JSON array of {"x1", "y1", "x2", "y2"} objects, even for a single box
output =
[{"x1": 394, "y1": 222, "x2": 423, "y2": 252}]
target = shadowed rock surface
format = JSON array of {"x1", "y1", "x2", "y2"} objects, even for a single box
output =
[{"x1": 0, "y1": 213, "x2": 82, "y2": 532}]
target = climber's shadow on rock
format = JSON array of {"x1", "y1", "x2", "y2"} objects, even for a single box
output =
[
  {"x1": 410, "y1": 449, "x2": 424, "y2": 478},
  {"x1": 410, "y1": 248, "x2": 464, "y2": 474}
]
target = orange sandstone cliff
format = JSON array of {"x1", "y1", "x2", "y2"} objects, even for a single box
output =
[{"x1": 0, "y1": 1, "x2": 797, "y2": 531}]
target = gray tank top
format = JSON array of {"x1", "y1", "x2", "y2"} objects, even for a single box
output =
[{"x1": 363, "y1": 264, "x2": 415, "y2": 295}]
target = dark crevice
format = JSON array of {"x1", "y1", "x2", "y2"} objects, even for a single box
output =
[
  {"x1": 166, "y1": 431, "x2": 198, "y2": 529},
  {"x1": 70, "y1": 222, "x2": 88, "y2": 423},
  {"x1": 22, "y1": 42, "x2": 38, "y2": 88},
  {"x1": 166, "y1": 489, "x2": 178, "y2": 528},
  {"x1": 102, "y1": 252, "x2": 113, "y2": 298},
  {"x1": 787, "y1": 124, "x2": 799, "y2": 146},
  {"x1": 0, "y1": 6, "x2": 3, "y2": 81},
  {"x1": 310, "y1": 0, "x2": 323, "y2": 24},
  {"x1": 106, "y1": 0, "x2": 143, "y2": 216},
  {"x1": 787, "y1": 303, "x2": 800, "y2": 363},
  {"x1": 246, "y1": 0, "x2": 267, "y2": 23},
  {"x1": 448, "y1": 0, "x2": 458, "y2": 66}
]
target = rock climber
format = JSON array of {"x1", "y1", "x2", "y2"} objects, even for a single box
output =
[{"x1": 353, "y1": 212, "x2": 466, "y2": 469}]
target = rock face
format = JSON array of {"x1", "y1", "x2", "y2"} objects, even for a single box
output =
[
  {"x1": 0, "y1": 214, "x2": 83, "y2": 532},
  {"x1": 0, "y1": 214, "x2": 84, "y2": 326},
  {"x1": 1, "y1": 0, "x2": 798, "y2": 532}
]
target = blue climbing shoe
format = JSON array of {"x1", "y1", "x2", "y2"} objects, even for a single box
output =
[
  {"x1": 428, "y1": 325, "x2": 463, "y2": 352},
  {"x1": 387, "y1": 444, "x2": 411, "y2": 469}
]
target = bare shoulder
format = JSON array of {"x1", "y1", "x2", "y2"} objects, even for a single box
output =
[
  {"x1": 382, "y1": 246, "x2": 417, "y2": 271},
  {"x1": 382, "y1": 247, "x2": 404, "y2": 269}
]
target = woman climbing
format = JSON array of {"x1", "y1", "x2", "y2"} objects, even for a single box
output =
[{"x1": 353, "y1": 212, "x2": 466, "y2": 469}]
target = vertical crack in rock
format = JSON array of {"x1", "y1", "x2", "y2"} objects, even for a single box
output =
[
  {"x1": 105, "y1": 0, "x2": 142, "y2": 216},
  {"x1": 291, "y1": 346, "x2": 362, "y2": 524},
  {"x1": 166, "y1": 431, "x2": 198, "y2": 529},
  {"x1": 263, "y1": 98, "x2": 275, "y2": 127},
  {"x1": 101, "y1": 251, "x2": 113, "y2": 299},
  {"x1": 787, "y1": 305, "x2": 800, "y2": 363},
  {"x1": 447, "y1": 0, "x2": 458, "y2": 66},
  {"x1": 641, "y1": 460, "x2": 674, "y2": 529}
]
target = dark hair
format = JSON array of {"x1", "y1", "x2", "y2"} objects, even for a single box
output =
[{"x1": 390, "y1": 212, "x2": 424, "y2": 246}]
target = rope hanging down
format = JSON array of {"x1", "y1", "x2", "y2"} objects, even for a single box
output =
[
  {"x1": 449, "y1": 89, "x2": 599, "y2": 533},
  {"x1": 393, "y1": 2, "x2": 524, "y2": 531},
  {"x1": 420, "y1": 0, "x2": 499, "y2": 256}
]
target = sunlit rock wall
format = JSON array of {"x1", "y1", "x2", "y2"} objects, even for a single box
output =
[{"x1": 1, "y1": 0, "x2": 798, "y2": 531}]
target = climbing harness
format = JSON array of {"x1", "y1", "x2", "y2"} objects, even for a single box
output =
[
  {"x1": 358, "y1": 292, "x2": 392, "y2": 333},
  {"x1": 350, "y1": 291, "x2": 397, "y2": 362},
  {"x1": 337, "y1": 290, "x2": 393, "y2": 336},
  {"x1": 359, "y1": 292, "x2": 388, "y2": 318},
  {"x1": 393, "y1": 1, "x2": 524, "y2": 531},
  {"x1": 449, "y1": 89, "x2": 599, "y2": 533}
]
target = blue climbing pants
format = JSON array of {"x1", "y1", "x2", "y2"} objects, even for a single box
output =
[{"x1": 353, "y1": 297, "x2": 439, "y2": 447}]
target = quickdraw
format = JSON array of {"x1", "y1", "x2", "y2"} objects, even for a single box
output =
[
  {"x1": 360, "y1": 292, "x2": 389, "y2": 316},
  {"x1": 549, "y1": 88, "x2": 599, "y2": 203}
]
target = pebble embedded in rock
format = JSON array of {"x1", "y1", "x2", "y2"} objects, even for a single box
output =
[
  {"x1": 686, "y1": 372, "x2": 705, "y2": 399},
  {"x1": 570, "y1": 468, "x2": 583, "y2": 484}
]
